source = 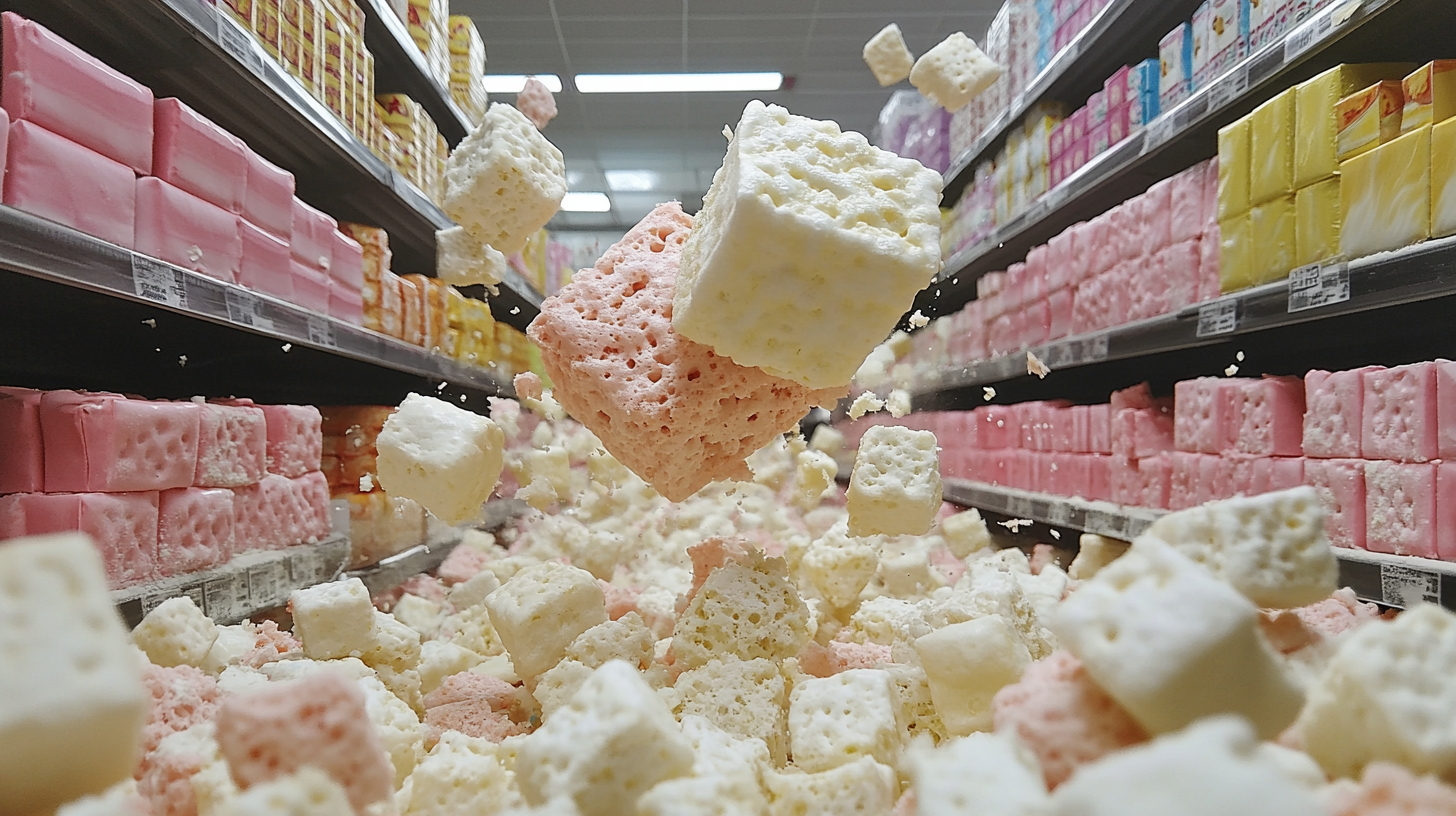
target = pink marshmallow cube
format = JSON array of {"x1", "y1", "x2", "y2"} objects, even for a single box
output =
[
  {"x1": 1166, "y1": 451, "x2": 1199, "y2": 509},
  {"x1": 1198, "y1": 228, "x2": 1222, "y2": 301},
  {"x1": 290, "y1": 198, "x2": 336, "y2": 271},
  {"x1": 1110, "y1": 456, "x2": 1138, "y2": 505},
  {"x1": 214, "y1": 672, "x2": 395, "y2": 813},
  {"x1": 19, "y1": 490, "x2": 160, "y2": 588},
  {"x1": 135, "y1": 177, "x2": 243, "y2": 283},
  {"x1": 289, "y1": 471, "x2": 331, "y2": 544},
  {"x1": 328, "y1": 279, "x2": 364, "y2": 325},
  {"x1": 239, "y1": 218, "x2": 294, "y2": 301},
  {"x1": 1046, "y1": 232, "x2": 1073, "y2": 292},
  {"x1": 1124, "y1": 253, "x2": 1169, "y2": 322},
  {"x1": 1111, "y1": 408, "x2": 1174, "y2": 459},
  {"x1": 1260, "y1": 456, "x2": 1305, "y2": 493},
  {"x1": 0, "y1": 495, "x2": 24, "y2": 540},
  {"x1": 291, "y1": 260, "x2": 332, "y2": 314},
  {"x1": 1142, "y1": 178, "x2": 1174, "y2": 257},
  {"x1": 152, "y1": 97, "x2": 248, "y2": 214},
  {"x1": 1, "y1": 12, "x2": 154, "y2": 174},
  {"x1": 1109, "y1": 202, "x2": 1138, "y2": 264},
  {"x1": 1047, "y1": 287, "x2": 1074, "y2": 340},
  {"x1": 157, "y1": 486, "x2": 234, "y2": 575},
  {"x1": 0, "y1": 106, "x2": 9, "y2": 196},
  {"x1": 41, "y1": 391, "x2": 200, "y2": 493},
  {"x1": 1169, "y1": 163, "x2": 1205, "y2": 244},
  {"x1": 1304, "y1": 367, "x2": 1375, "y2": 458},
  {"x1": 194, "y1": 400, "x2": 266, "y2": 488},
  {"x1": 5, "y1": 119, "x2": 136, "y2": 249},
  {"x1": 1228, "y1": 455, "x2": 1258, "y2": 497},
  {"x1": 1025, "y1": 247, "x2": 1050, "y2": 304},
  {"x1": 1365, "y1": 461, "x2": 1438, "y2": 558},
  {"x1": 243, "y1": 149, "x2": 295, "y2": 241},
  {"x1": 975, "y1": 406, "x2": 1016, "y2": 449},
  {"x1": 1087, "y1": 404, "x2": 1111, "y2": 454},
  {"x1": 1136, "y1": 454, "x2": 1172, "y2": 509},
  {"x1": 260, "y1": 404, "x2": 322, "y2": 478},
  {"x1": 1089, "y1": 214, "x2": 1119, "y2": 278},
  {"x1": 1435, "y1": 361, "x2": 1456, "y2": 460},
  {"x1": 1229, "y1": 375, "x2": 1306, "y2": 456},
  {"x1": 1110, "y1": 382, "x2": 1156, "y2": 412},
  {"x1": 1174, "y1": 378, "x2": 1229, "y2": 454},
  {"x1": 1160, "y1": 240, "x2": 1201, "y2": 311},
  {"x1": 1304, "y1": 458, "x2": 1367, "y2": 550},
  {"x1": 1086, "y1": 454, "x2": 1113, "y2": 501},
  {"x1": 1052, "y1": 453, "x2": 1087, "y2": 498},
  {"x1": 1437, "y1": 463, "x2": 1456, "y2": 561},
  {"x1": 329, "y1": 231, "x2": 364, "y2": 288},
  {"x1": 232, "y1": 474, "x2": 291, "y2": 552},
  {"x1": 1067, "y1": 221, "x2": 1093, "y2": 286},
  {"x1": 1362, "y1": 362, "x2": 1440, "y2": 462},
  {"x1": 0, "y1": 386, "x2": 44, "y2": 493}
]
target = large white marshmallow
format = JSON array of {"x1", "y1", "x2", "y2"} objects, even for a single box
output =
[
  {"x1": 910, "y1": 32, "x2": 1004, "y2": 112},
  {"x1": 847, "y1": 425, "x2": 943, "y2": 537},
  {"x1": 672, "y1": 100, "x2": 943, "y2": 390},
  {"x1": 376, "y1": 393, "x2": 506, "y2": 525},
  {"x1": 863, "y1": 24, "x2": 916, "y2": 86},
  {"x1": 1048, "y1": 539, "x2": 1304, "y2": 738},
  {"x1": 289, "y1": 577, "x2": 376, "y2": 660},
  {"x1": 214, "y1": 767, "x2": 355, "y2": 816},
  {"x1": 485, "y1": 561, "x2": 607, "y2": 681},
  {"x1": 763, "y1": 756, "x2": 898, "y2": 816},
  {"x1": 911, "y1": 731, "x2": 1048, "y2": 815},
  {"x1": 398, "y1": 732, "x2": 519, "y2": 816},
  {"x1": 913, "y1": 614, "x2": 1032, "y2": 737},
  {"x1": 132, "y1": 595, "x2": 220, "y2": 668},
  {"x1": 788, "y1": 669, "x2": 903, "y2": 773},
  {"x1": 0, "y1": 533, "x2": 148, "y2": 816},
  {"x1": 436, "y1": 225, "x2": 508, "y2": 287},
  {"x1": 443, "y1": 102, "x2": 566, "y2": 256}
]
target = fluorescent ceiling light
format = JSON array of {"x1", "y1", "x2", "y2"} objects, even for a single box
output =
[
  {"x1": 604, "y1": 170, "x2": 660, "y2": 192},
  {"x1": 561, "y1": 192, "x2": 611, "y2": 212},
  {"x1": 566, "y1": 170, "x2": 585, "y2": 187},
  {"x1": 483, "y1": 74, "x2": 563, "y2": 94},
  {"x1": 575, "y1": 72, "x2": 783, "y2": 94}
]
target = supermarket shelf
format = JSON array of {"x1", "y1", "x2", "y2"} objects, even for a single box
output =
[
  {"x1": 346, "y1": 498, "x2": 529, "y2": 595},
  {"x1": 0, "y1": 205, "x2": 514, "y2": 408},
  {"x1": 916, "y1": 0, "x2": 1456, "y2": 322},
  {"x1": 356, "y1": 0, "x2": 472, "y2": 146},
  {"x1": 941, "y1": 478, "x2": 1456, "y2": 610},
  {"x1": 913, "y1": 235, "x2": 1456, "y2": 404},
  {"x1": 941, "y1": 0, "x2": 1203, "y2": 202},
  {"x1": 113, "y1": 534, "x2": 351, "y2": 628}
]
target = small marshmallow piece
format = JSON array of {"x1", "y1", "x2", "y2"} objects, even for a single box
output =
[
  {"x1": 808, "y1": 424, "x2": 845, "y2": 457},
  {"x1": 910, "y1": 731, "x2": 1049, "y2": 815},
  {"x1": 485, "y1": 561, "x2": 607, "y2": 681},
  {"x1": 516, "y1": 77, "x2": 558, "y2": 130},
  {"x1": 398, "y1": 731, "x2": 519, "y2": 816},
  {"x1": 376, "y1": 393, "x2": 505, "y2": 525},
  {"x1": 672, "y1": 552, "x2": 811, "y2": 671},
  {"x1": 0, "y1": 533, "x2": 148, "y2": 816},
  {"x1": 886, "y1": 389, "x2": 912, "y2": 418},
  {"x1": 1068, "y1": 534, "x2": 1130, "y2": 581},
  {"x1": 862, "y1": 23, "x2": 916, "y2": 86},
  {"x1": 794, "y1": 448, "x2": 838, "y2": 511},
  {"x1": 763, "y1": 756, "x2": 898, "y2": 816},
  {"x1": 671, "y1": 657, "x2": 790, "y2": 765},
  {"x1": 788, "y1": 668, "x2": 904, "y2": 773},
  {"x1": 1049, "y1": 539, "x2": 1304, "y2": 738},
  {"x1": 1047, "y1": 717, "x2": 1326, "y2": 816},
  {"x1": 914, "y1": 614, "x2": 1031, "y2": 737},
  {"x1": 848, "y1": 392, "x2": 886, "y2": 419},
  {"x1": 800, "y1": 520, "x2": 879, "y2": 608},
  {"x1": 910, "y1": 32, "x2": 1004, "y2": 112},
  {"x1": 213, "y1": 767, "x2": 354, "y2": 816},
  {"x1": 436, "y1": 225, "x2": 507, "y2": 287},
  {"x1": 1298, "y1": 604, "x2": 1456, "y2": 781},
  {"x1": 516, "y1": 661, "x2": 694, "y2": 816},
  {"x1": 1142, "y1": 487, "x2": 1338, "y2": 608},
  {"x1": 449, "y1": 569, "x2": 502, "y2": 609},
  {"x1": 289, "y1": 577, "x2": 376, "y2": 660},
  {"x1": 443, "y1": 102, "x2": 566, "y2": 256},
  {"x1": 848, "y1": 425, "x2": 943, "y2": 537},
  {"x1": 673, "y1": 101, "x2": 943, "y2": 390},
  {"x1": 941, "y1": 508, "x2": 993, "y2": 559},
  {"x1": 132, "y1": 595, "x2": 220, "y2": 668}
]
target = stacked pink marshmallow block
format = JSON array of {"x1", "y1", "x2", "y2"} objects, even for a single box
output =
[
  {"x1": 0, "y1": 13, "x2": 365, "y2": 326},
  {"x1": 0, "y1": 385, "x2": 328, "y2": 589}
]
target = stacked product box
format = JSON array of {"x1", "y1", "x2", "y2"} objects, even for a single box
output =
[
  {"x1": 879, "y1": 91, "x2": 953, "y2": 175},
  {"x1": 0, "y1": 388, "x2": 329, "y2": 588},
  {"x1": 447, "y1": 15, "x2": 488, "y2": 126},
  {"x1": 1, "y1": 12, "x2": 366, "y2": 327},
  {"x1": 376, "y1": 92, "x2": 447, "y2": 204},
  {"x1": 404, "y1": 0, "x2": 452, "y2": 86},
  {"x1": 318, "y1": 405, "x2": 428, "y2": 567}
]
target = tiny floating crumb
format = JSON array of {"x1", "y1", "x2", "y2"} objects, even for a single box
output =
[
  {"x1": 511, "y1": 306, "x2": 521, "y2": 315},
  {"x1": 999, "y1": 518, "x2": 1034, "y2": 532},
  {"x1": 142, "y1": 318, "x2": 157, "y2": 328},
  {"x1": 1027, "y1": 351, "x2": 1050, "y2": 379},
  {"x1": 1236, "y1": 351, "x2": 1245, "y2": 361},
  {"x1": 178, "y1": 355, "x2": 187, "y2": 367},
  {"x1": 1050, "y1": 529, "x2": 1061, "y2": 540},
  {"x1": 282, "y1": 343, "x2": 292, "y2": 352},
  {"x1": 359, "y1": 473, "x2": 374, "y2": 492},
  {"x1": 459, "y1": 394, "x2": 467, "y2": 402},
  {"x1": 436, "y1": 381, "x2": 448, "y2": 391},
  {"x1": 909, "y1": 310, "x2": 929, "y2": 329},
  {"x1": 723, "y1": 125, "x2": 734, "y2": 140},
  {"x1": 886, "y1": 389, "x2": 911, "y2": 418},
  {"x1": 848, "y1": 391, "x2": 886, "y2": 419},
  {"x1": 983, "y1": 386, "x2": 996, "y2": 401},
  {"x1": 1225, "y1": 364, "x2": 1239, "y2": 376}
]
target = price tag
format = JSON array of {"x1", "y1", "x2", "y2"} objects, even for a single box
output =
[
  {"x1": 1287, "y1": 262, "x2": 1350, "y2": 312},
  {"x1": 215, "y1": 13, "x2": 265, "y2": 76},
  {"x1": 1143, "y1": 114, "x2": 1176, "y2": 152},
  {"x1": 1284, "y1": 1, "x2": 1356, "y2": 62},
  {"x1": 306, "y1": 315, "x2": 337, "y2": 348},
  {"x1": 132, "y1": 255, "x2": 187, "y2": 308},
  {"x1": 1046, "y1": 501, "x2": 1073, "y2": 527},
  {"x1": 1196, "y1": 299, "x2": 1238, "y2": 337},
  {"x1": 1380, "y1": 562, "x2": 1441, "y2": 608},
  {"x1": 248, "y1": 562, "x2": 283, "y2": 606},
  {"x1": 184, "y1": 585, "x2": 208, "y2": 615},
  {"x1": 225, "y1": 288, "x2": 275, "y2": 330},
  {"x1": 1085, "y1": 333, "x2": 1110, "y2": 362},
  {"x1": 204, "y1": 578, "x2": 236, "y2": 619},
  {"x1": 1206, "y1": 65, "x2": 1248, "y2": 110}
]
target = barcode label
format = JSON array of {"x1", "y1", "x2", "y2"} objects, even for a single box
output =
[
  {"x1": 215, "y1": 13, "x2": 265, "y2": 76},
  {"x1": 1381, "y1": 563, "x2": 1440, "y2": 607},
  {"x1": 1206, "y1": 65, "x2": 1248, "y2": 110},
  {"x1": 306, "y1": 315, "x2": 337, "y2": 348},
  {"x1": 225, "y1": 289, "x2": 275, "y2": 330},
  {"x1": 1143, "y1": 115, "x2": 1176, "y2": 152},
  {"x1": 183, "y1": 585, "x2": 207, "y2": 615},
  {"x1": 1284, "y1": 0, "x2": 1362, "y2": 62},
  {"x1": 1196, "y1": 299, "x2": 1238, "y2": 337},
  {"x1": 248, "y1": 563, "x2": 283, "y2": 605},
  {"x1": 204, "y1": 578, "x2": 236, "y2": 619},
  {"x1": 1287, "y1": 262, "x2": 1350, "y2": 312},
  {"x1": 132, "y1": 256, "x2": 186, "y2": 308},
  {"x1": 1006, "y1": 496, "x2": 1034, "y2": 518}
]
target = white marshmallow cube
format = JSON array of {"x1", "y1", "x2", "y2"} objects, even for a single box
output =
[
  {"x1": 289, "y1": 577, "x2": 376, "y2": 660},
  {"x1": 913, "y1": 614, "x2": 1032, "y2": 737},
  {"x1": 376, "y1": 393, "x2": 506, "y2": 525},
  {"x1": 911, "y1": 731, "x2": 1048, "y2": 815},
  {"x1": 436, "y1": 225, "x2": 508, "y2": 287},
  {"x1": 485, "y1": 561, "x2": 607, "y2": 680},
  {"x1": 910, "y1": 32, "x2": 1004, "y2": 112},
  {"x1": 847, "y1": 425, "x2": 943, "y2": 537},
  {"x1": 788, "y1": 668, "x2": 903, "y2": 773},
  {"x1": 863, "y1": 24, "x2": 916, "y2": 86},
  {"x1": 132, "y1": 595, "x2": 220, "y2": 668},
  {"x1": 443, "y1": 103, "x2": 566, "y2": 256}
]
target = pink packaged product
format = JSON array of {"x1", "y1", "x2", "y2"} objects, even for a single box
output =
[
  {"x1": 1, "y1": 12, "x2": 154, "y2": 174},
  {"x1": 1168, "y1": 163, "x2": 1206, "y2": 244},
  {"x1": 1104, "y1": 67, "x2": 1130, "y2": 110},
  {"x1": 1141, "y1": 178, "x2": 1174, "y2": 257},
  {"x1": 134, "y1": 177, "x2": 243, "y2": 283},
  {"x1": 239, "y1": 219, "x2": 295, "y2": 301},
  {"x1": 232, "y1": 472, "x2": 293, "y2": 551},
  {"x1": 1106, "y1": 104, "x2": 1130, "y2": 145},
  {"x1": 1068, "y1": 107, "x2": 1089, "y2": 142},
  {"x1": 40, "y1": 390, "x2": 200, "y2": 493},
  {"x1": 1088, "y1": 121, "x2": 1111, "y2": 157},
  {"x1": 1437, "y1": 361, "x2": 1456, "y2": 459},
  {"x1": 259, "y1": 404, "x2": 323, "y2": 478},
  {"x1": 0, "y1": 386, "x2": 44, "y2": 493},
  {"x1": 1303, "y1": 367, "x2": 1377, "y2": 458},
  {"x1": 1228, "y1": 375, "x2": 1305, "y2": 457},
  {"x1": 1087, "y1": 90, "x2": 1109, "y2": 127},
  {"x1": 1070, "y1": 135, "x2": 1089, "y2": 170},
  {"x1": 244, "y1": 149, "x2": 295, "y2": 241},
  {"x1": 194, "y1": 400, "x2": 267, "y2": 488},
  {"x1": 1304, "y1": 458, "x2": 1366, "y2": 549},
  {"x1": 329, "y1": 231, "x2": 365, "y2": 288},
  {"x1": 15, "y1": 490, "x2": 160, "y2": 588},
  {"x1": 291, "y1": 198, "x2": 337, "y2": 271},
  {"x1": 1365, "y1": 461, "x2": 1437, "y2": 558},
  {"x1": 1362, "y1": 362, "x2": 1440, "y2": 463},
  {"x1": 291, "y1": 260, "x2": 332, "y2": 314},
  {"x1": 5, "y1": 119, "x2": 137, "y2": 249},
  {"x1": 152, "y1": 97, "x2": 248, "y2": 214},
  {"x1": 0, "y1": 106, "x2": 8, "y2": 197},
  {"x1": 328, "y1": 279, "x2": 365, "y2": 325},
  {"x1": 157, "y1": 486, "x2": 235, "y2": 575},
  {"x1": 1159, "y1": 240, "x2": 1202, "y2": 311}
]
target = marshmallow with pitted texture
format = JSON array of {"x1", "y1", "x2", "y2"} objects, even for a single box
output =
[
  {"x1": 213, "y1": 767, "x2": 354, "y2": 816},
  {"x1": 941, "y1": 508, "x2": 993, "y2": 559},
  {"x1": 485, "y1": 561, "x2": 607, "y2": 681},
  {"x1": 863, "y1": 24, "x2": 915, "y2": 86},
  {"x1": 910, "y1": 731, "x2": 1049, "y2": 814},
  {"x1": 763, "y1": 756, "x2": 898, "y2": 816},
  {"x1": 800, "y1": 520, "x2": 879, "y2": 608},
  {"x1": 289, "y1": 577, "x2": 376, "y2": 660},
  {"x1": 516, "y1": 661, "x2": 694, "y2": 816},
  {"x1": 436, "y1": 225, "x2": 508, "y2": 287},
  {"x1": 1049, "y1": 539, "x2": 1304, "y2": 738},
  {"x1": 132, "y1": 595, "x2": 220, "y2": 668},
  {"x1": 397, "y1": 731, "x2": 520, "y2": 816},
  {"x1": 376, "y1": 393, "x2": 505, "y2": 525},
  {"x1": 910, "y1": 32, "x2": 1004, "y2": 112},
  {"x1": 672, "y1": 101, "x2": 942, "y2": 391},
  {"x1": 914, "y1": 614, "x2": 1031, "y2": 737},
  {"x1": 848, "y1": 425, "x2": 943, "y2": 537},
  {"x1": 443, "y1": 103, "x2": 566, "y2": 256},
  {"x1": 516, "y1": 77, "x2": 558, "y2": 130},
  {"x1": 0, "y1": 533, "x2": 148, "y2": 816},
  {"x1": 789, "y1": 669, "x2": 903, "y2": 773},
  {"x1": 671, "y1": 657, "x2": 789, "y2": 765},
  {"x1": 672, "y1": 552, "x2": 811, "y2": 671}
]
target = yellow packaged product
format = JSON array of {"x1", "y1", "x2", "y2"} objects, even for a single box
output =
[
  {"x1": 1336, "y1": 81, "x2": 1404, "y2": 161},
  {"x1": 378, "y1": 271, "x2": 405, "y2": 338},
  {"x1": 1250, "y1": 89, "x2": 1295, "y2": 206},
  {"x1": 1249, "y1": 196, "x2": 1297, "y2": 285},
  {"x1": 1294, "y1": 63, "x2": 1416, "y2": 188},
  {"x1": 1294, "y1": 177, "x2": 1342, "y2": 267},
  {"x1": 1340, "y1": 125, "x2": 1431, "y2": 259},
  {"x1": 1217, "y1": 117, "x2": 1252, "y2": 220},
  {"x1": 255, "y1": 0, "x2": 281, "y2": 59},
  {"x1": 279, "y1": 0, "x2": 303, "y2": 76},
  {"x1": 1218, "y1": 214, "x2": 1253, "y2": 293},
  {"x1": 1402, "y1": 61, "x2": 1456, "y2": 135},
  {"x1": 221, "y1": 0, "x2": 255, "y2": 29},
  {"x1": 1434, "y1": 118, "x2": 1456, "y2": 238},
  {"x1": 299, "y1": 0, "x2": 320, "y2": 94},
  {"x1": 321, "y1": 0, "x2": 345, "y2": 116}
]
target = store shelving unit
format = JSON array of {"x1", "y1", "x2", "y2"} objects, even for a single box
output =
[
  {"x1": 915, "y1": 0, "x2": 1456, "y2": 322},
  {"x1": 942, "y1": 479, "x2": 1455, "y2": 611},
  {"x1": 1, "y1": 0, "x2": 544, "y2": 329},
  {"x1": 347, "y1": 499, "x2": 528, "y2": 594}
]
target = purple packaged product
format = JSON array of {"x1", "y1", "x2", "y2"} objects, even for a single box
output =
[
  {"x1": 1069, "y1": 106, "x2": 1089, "y2": 141},
  {"x1": 1088, "y1": 121, "x2": 1111, "y2": 157},
  {"x1": 1105, "y1": 66, "x2": 1130, "y2": 109},
  {"x1": 1088, "y1": 89, "x2": 1109, "y2": 126}
]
